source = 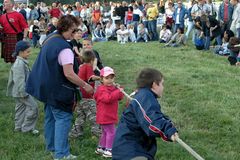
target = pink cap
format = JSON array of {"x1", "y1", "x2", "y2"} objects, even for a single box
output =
[{"x1": 100, "y1": 66, "x2": 115, "y2": 77}]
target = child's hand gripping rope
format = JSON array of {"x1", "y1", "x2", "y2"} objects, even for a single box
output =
[{"x1": 114, "y1": 83, "x2": 205, "y2": 160}]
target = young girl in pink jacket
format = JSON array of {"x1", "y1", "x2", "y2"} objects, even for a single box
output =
[{"x1": 94, "y1": 66, "x2": 124, "y2": 158}]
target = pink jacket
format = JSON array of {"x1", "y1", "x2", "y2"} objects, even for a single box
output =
[{"x1": 94, "y1": 85, "x2": 124, "y2": 124}]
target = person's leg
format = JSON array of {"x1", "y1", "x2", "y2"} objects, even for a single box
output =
[
  {"x1": 228, "y1": 56, "x2": 237, "y2": 65},
  {"x1": 21, "y1": 96, "x2": 38, "y2": 132},
  {"x1": 148, "y1": 21, "x2": 153, "y2": 40},
  {"x1": 32, "y1": 35, "x2": 37, "y2": 47},
  {"x1": 213, "y1": 45, "x2": 222, "y2": 54},
  {"x1": 87, "y1": 99, "x2": 101, "y2": 137},
  {"x1": 44, "y1": 104, "x2": 55, "y2": 152},
  {"x1": 14, "y1": 98, "x2": 26, "y2": 131},
  {"x1": 151, "y1": 20, "x2": 158, "y2": 41},
  {"x1": 216, "y1": 35, "x2": 222, "y2": 46},
  {"x1": 131, "y1": 156, "x2": 148, "y2": 160},
  {"x1": 237, "y1": 28, "x2": 240, "y2": 39},
  {"x1": 98, "y1": 125, "x2": 106, "y2": 148},
  {"x1": 185, "y1": 21, "x2": 193, "y2": 40},
  {"x1": 136, "y1": 35, "x2": 141, "y2": 42},
  {"x1": 104, "y1": 124, "x2": 116, "y2": 150},
  {"x1": 123, "y1": 35, "x2": 128, "y2": 43},
  {"x1": 173, "y1": 24, "x2": 178, "y2": 34},
  {"x1": 143, "y1": 33, "x2": 148, "y2": 42},
  {"x1": 143, "y1": 21, "x2": 148, "y2": 31},
  {"x1": 117, "y1": 35, "x2": 121, "y2": 43},
  {"x1": 204, "y1": 36, "x2": 210, "y2": 50},
  {"x1": 69, "y1": 102, "x2": 85, "y2": 137},
  {"x1": 192, "y1": 28, "x2": 197, "y2": 44},
  {"x1": 52, "y1": 107, "x2": 73, "y2": 159}
]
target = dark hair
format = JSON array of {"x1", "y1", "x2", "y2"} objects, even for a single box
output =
[
  {"x1": 128, "y1": 6, "x2": 133, "y2": 11},
  {"x1": 178, "y1": 27, "x2": 184, "y2": 34},
  {"x1": 67, "y1": 6, "x2": 73, "y2": 11},
  {"x1": 57, "y1": 15, "x2": 80, "y2": 34},
  {"x1": 82, "y1": 49, "x2": 95, "y2": 63},
  {"x1": 136, "y1": 68, "x2": 163, "y2": 89},
  {"x1": 228, "y1": 37, "x2": 240, "y2": 53},
  {"x1": 166, "y1": 25, "x2": 171, "y2": 30},
  {"x1": 225, "y1": 29, "x2": 235, "y2": 42}
]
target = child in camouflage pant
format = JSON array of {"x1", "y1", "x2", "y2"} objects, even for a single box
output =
[{"x1": 69, "y1": 49, "x2": 101, "y2": 138}]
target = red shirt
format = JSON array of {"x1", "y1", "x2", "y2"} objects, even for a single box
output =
[
  {"x1": 78, "y1": 63, "x2": 95, "y2": 99},
  {"x1": 223, "y1": 3, "x2": 228, "y2": 22},
  {"x1": 49, "y1": 8, "x2": 62, "y2": 18},
  {"x1": 0, "y1": 11, "x2": 28, "y2": 34},
  {"x1": 92, "y1": 9, "x2": 101, "y2": 23},
  {"x1": 94, "y1": 85, "x2": 124, "y2": 124},
  {"x1": 127, "y1": 11, "x2": 133, "y2": 21}
]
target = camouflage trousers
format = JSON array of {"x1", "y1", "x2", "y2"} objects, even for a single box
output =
[{"x1": 69, "y1": 98, "x2": 101, "y2": 138}]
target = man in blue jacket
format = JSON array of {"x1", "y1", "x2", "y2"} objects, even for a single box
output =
[
  {"x1": 218, "y1": 0, "x2": 234, "y2": 32},
  {"x1": 112, "y1": 68, "x2": 178, "y2": 160},
  {"x1": 173, "y1": 0, "x2": 187, "y2": 33}
]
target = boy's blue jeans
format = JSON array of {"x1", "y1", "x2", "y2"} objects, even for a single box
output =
[{"x1": 44, "y1": 104, "x2": 73, "y2": 159}]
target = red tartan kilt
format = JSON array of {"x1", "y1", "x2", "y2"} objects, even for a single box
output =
[{"x1": 1, "y1": 34, "x2": 17, "y2": 63}]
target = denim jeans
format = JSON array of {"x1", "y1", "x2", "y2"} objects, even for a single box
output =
[
  {"x1": 237, "y1": 28, "x2": 240, "y2": 39},
  {"x1": 44, "y1": 104, "x2": 73, "y2": 159},
  {"x1": 173, "y1": 24, "x2": 184, "y2": 34},
  {"x1": 148, "y1": 20, "x2": 158, "y2": 41},
  {"x1": 32, "y1": 34, "x2": 39, "y2": 47},
  {"x1": 185, "y1": 21, "x2": 194, "y2": 41},
  {"x1": 204, "y1": 36, "x2": 210, "y2": 50},
  {"x1": 215, "y1": 35, "x2": 222, "y2": 46}
]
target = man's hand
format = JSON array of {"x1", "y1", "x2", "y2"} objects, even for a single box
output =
[{"x1": 171, "y1": 132, "x2": 179, "y2": 142}]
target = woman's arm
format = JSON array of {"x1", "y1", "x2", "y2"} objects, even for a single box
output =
[{"x1": 63, "y1": 64, "x2": 93, "y2": 94}]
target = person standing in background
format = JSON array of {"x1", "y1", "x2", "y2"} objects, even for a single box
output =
[
  {"x1": 218, "y1": 0, "x2": 233, "y2": 33},
  {"x1": 0, "y1": 0, "x2": 28, "y2": 63},
  {"x1": 230, "y1": 0, "x2": 240, "y2": 38},
  {"x1": 26, "y1": 15, "x2": 93, "y2": 160}
]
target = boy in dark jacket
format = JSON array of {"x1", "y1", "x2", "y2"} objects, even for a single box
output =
[{"x1": 112, "y1": 68, "x2": 178, "y2": 160}]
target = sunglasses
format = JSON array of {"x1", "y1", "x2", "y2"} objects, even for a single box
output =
[{"x1": 72, "y1": 29, "x2": 78, "y2": 34}]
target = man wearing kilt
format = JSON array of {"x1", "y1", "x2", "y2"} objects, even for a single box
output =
[{"x1": 0, "y1": 0, "x2": 28, "y2": 63}]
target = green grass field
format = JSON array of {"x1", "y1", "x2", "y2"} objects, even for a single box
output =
[{"x1": 0, "y1": 41, "x2": 239, "y2": 160}]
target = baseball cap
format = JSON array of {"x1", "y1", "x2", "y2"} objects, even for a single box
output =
[
  {"x1": 100, "y1": 66, "x2": 115, "y2": 77},
  {"x1": 12, "y1": 40, "x2": 31, "y2": 57}
]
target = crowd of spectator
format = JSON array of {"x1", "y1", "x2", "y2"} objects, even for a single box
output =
[{"x1": 1, "y1": 0, "x2": 240, "y2": 65}]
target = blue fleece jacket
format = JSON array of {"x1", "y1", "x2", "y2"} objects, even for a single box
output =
[{"x1": 112, "y1": 88, "x2": 177, "y2": 160}]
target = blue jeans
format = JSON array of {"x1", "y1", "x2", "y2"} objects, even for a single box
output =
[
  {"x1": 215, "y1": 35, "x2": 222, "y2": 46},
  {"x1": 148, "y1": 20, "x2": 158, "y2": 41},
  {"x1": 237, "y1": 28, "x2": 240, "y2": 38},
  {"x1": 32, "y1": 34, "x2": 39, "y2": 47},
  {"x1": 173, "y1": 24, "x2": 184, "y2": 34},
  {"x1": 44, "y1": 104, "x2": 73, "y2": 159},
  {"x1": 204, "y1": 36, "x2": 210, "y2": 50}
]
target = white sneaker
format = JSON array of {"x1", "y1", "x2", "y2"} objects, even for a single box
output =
[
  {"x1": 53, "y1": 154, "x2": 77, "y2": 160},
  {"x1": 103, "y1": 150, "x2": 112, "y2": 158},
  {"x1": 65, "y1": 154, "x2": 77, "y2": 159},
  {"x1": 95, "y1": 147, "x2": 104, "y2": 155},
  {"x1": 145, "y1": 40, "x2": 148, "y2": 43},
  {"x1": 32, "y1": 129, "x2": 39, "y2": 135}
]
